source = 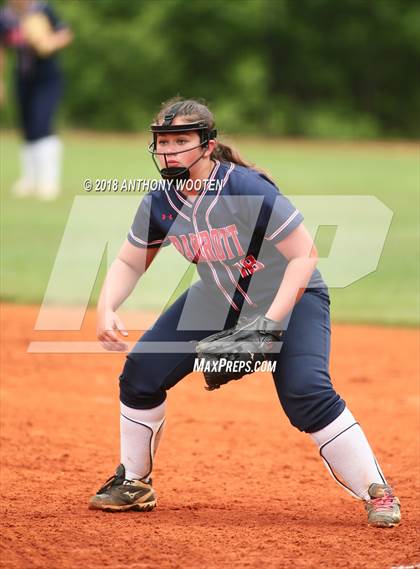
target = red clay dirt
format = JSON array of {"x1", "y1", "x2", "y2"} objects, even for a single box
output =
[{"x1": 1, "y1": 304, "x2": 419, "y2": 569}]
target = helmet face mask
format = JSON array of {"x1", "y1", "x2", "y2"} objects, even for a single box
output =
[{"x1": 149, "y1": 110, "x2": 217, "y2": 181}]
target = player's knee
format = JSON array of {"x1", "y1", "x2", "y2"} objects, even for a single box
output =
[
  {"x1": 119, "y1": 356, "x2": 166, "y2": 409},
  {"x1": 280, "y1": 375, "x2": 345, "y2": 432}
]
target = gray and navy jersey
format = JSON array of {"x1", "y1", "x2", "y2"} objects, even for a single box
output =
[{"x1": 128, "y1": 161, "x2": 325, "y2": 311}]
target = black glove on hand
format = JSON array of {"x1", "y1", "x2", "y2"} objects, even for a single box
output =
[{"x1": 195, "y1": 315, "x2": 284, "y2": 391}]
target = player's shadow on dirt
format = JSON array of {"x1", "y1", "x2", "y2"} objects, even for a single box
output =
[{"x1": 155, "y1": 503, "x2": 357, "y2": 529}]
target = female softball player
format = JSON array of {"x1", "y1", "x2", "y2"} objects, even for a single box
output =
[
  {"x1": 90, "y1": 98, "x2": 401, "y2": 527},
  {"x1": 0, "y1": 0, "x2": 73, "y2": 200}
]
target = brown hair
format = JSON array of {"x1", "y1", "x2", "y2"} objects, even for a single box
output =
[{"x1": 154, "y1": 97, "x2": 272, "y2": 179}]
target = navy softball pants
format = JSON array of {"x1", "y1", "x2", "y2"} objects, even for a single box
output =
[
  {"x1": 16, "y1": 76, "x2": 62, "y2": 142},
  {"x1": 119, "y1": 284, "x2": 345, "y2": 433}
]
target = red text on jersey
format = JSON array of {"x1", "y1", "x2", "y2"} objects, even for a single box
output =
[
  {"x1": 233, "y1": 255, "x2": 265, "y2": 278},
  {"x1": 168, "y1": 224, "x2": 245, "y2": 263}
]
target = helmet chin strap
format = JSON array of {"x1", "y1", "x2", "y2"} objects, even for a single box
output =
[
  {"x1": 160, "y1": 166, "x2": 190, "y2": 181},
  {"x1": 153, "y1": 145, "x2": 208, "y2": 181}
]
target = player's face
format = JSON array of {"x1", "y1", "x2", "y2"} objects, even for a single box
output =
[{"x1": 155, "y1": 130, "x2": 202, "y2": 170}]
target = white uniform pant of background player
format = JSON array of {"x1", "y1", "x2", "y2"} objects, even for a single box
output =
[{"x1": 12, "y1": 135, "x2": 62, "y2": 200}]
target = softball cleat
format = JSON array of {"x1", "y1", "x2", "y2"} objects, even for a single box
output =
[
  {"x1": 89, "y1": 464, "x2": 156, "y2": 512},
  {"x1": 365, "y1": 483, "x2": 401, "y2": 528}
]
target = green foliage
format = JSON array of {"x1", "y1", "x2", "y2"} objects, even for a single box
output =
[
  {"x1": 303, "y1": 107, "x2": 380, "y2": 139},
  {"x1": 1, "y1": 0, "x2": 419, "y2": 138}
]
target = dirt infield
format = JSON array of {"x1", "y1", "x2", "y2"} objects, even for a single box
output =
[{"x1": 1, "y1": 304, "x2": 419, "y2": 569}]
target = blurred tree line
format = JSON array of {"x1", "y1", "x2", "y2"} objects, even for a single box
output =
[{"x1": 3, "y1": 0, "x2": 420, "y2": 138}]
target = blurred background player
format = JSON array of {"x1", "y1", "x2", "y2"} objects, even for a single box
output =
[{"x1": 0, "y1": 0, "x2": 73, "y2": 200}]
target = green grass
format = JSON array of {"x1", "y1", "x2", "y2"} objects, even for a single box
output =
[{"x1": 1, "y1": 131, "x2": 418, "y2": 326}]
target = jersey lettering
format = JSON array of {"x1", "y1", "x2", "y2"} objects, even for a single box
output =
[
  {"x1": 233, "y1": 255, "x2": 265, "y2": 278},
  {"x1": 189, "y1": 233, "x2": 201, "y2": 261},
  {"x1": 219, "y1": 227, "x2": 234, "y2": 259},
  {"x1": 168, "y1": 224, "x2": 243, "y2": 263},
  {"x1": 225, "y1": 224, "x2": 245, "y2": 257},
  {"x1": 167, "y1": 236, "x2": 184, "y2": 256},
  {"x1": 198, "y1": 230, "x2": 217, "y2": 262},
  {"x1": 210, "y1": 228, "x2": 226, "y2": 261},
  {"x1": 180, "y1": 234, "x2": 194, "y2": 260}
]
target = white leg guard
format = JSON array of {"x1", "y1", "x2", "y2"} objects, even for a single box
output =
[
  {"x1": 11, "y1": 143, "x2": 36, "y2": 197},
  {"x1": 120, "y1": 401, "x2": 166, "y2": 481},
  {"x1": 33, "y1": 135, "x2": 62, "y2": 200},
  {"x1": 309, "y1": 407, "x2": 386, "y2": 500}
]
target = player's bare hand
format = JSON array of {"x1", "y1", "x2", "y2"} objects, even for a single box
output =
[{"x1": 97, "y1": 309, "x2": 128, "y2": 352}]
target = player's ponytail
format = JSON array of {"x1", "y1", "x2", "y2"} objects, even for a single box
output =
[
  {"x1": 211, "y1": 141, "x2": 252, "y2": 168},
  {"x1": 155, "y1": 97, "x2": 273, "y2": 181}
]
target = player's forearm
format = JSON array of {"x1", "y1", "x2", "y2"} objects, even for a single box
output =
[
  {"x1": 98, "y1": 258, "x2": 142, "y2": 313},
  {"x1": 41, "y1": 28, "x2": 73, "y2": 55},
  {"x1": 51, "y1": 28, "x2": 73, "y2": 51},
  {"x1": 265, "y1": 256, "x2": 318, "y2": 322}
]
